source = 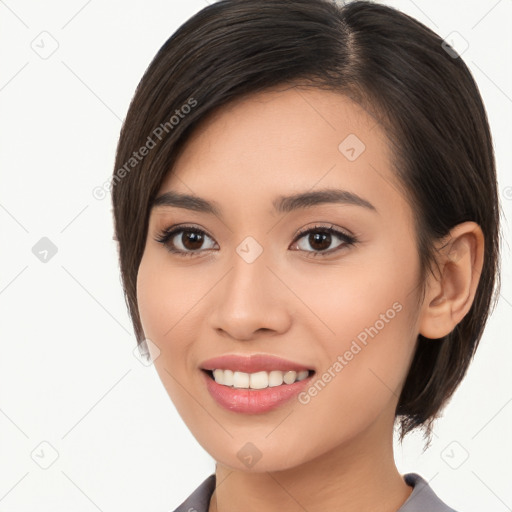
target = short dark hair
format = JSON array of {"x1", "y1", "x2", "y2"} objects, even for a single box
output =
[{"x1": 111, "y1": 0, "x2": 502, "y2": 446}]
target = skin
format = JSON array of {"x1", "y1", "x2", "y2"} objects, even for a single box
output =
[{"x1": 136, "y1": 85, "x2": 484, "y2": 512}]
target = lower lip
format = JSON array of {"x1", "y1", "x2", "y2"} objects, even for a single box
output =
[{"x1": 201, "y1": 370, "x2": 314, "y2": 414}]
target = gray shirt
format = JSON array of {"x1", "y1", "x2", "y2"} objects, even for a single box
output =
[{"x1": 172, "y1": 472, "x2": 458, "y2": 512}]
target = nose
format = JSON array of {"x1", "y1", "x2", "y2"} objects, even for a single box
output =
[{"x1": 209, "y1": 249, "x2": 292, "y2": 341}]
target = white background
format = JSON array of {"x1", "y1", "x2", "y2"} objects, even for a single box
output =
[{"x1": 0, "y1": 0, "x2": 511, "y2": 511}]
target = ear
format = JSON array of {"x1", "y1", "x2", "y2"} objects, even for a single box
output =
[{"x1": 418, "y1": 221, "x2": 485, "y2": 340}]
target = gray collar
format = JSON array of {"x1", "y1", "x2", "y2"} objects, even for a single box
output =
[{"x1": 173, "y1": 472, "x2": 458, "y2": 512}]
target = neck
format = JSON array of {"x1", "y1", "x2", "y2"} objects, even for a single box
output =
[{"x1": 208, "y1": 408, "x2": 413, "y2": 512}]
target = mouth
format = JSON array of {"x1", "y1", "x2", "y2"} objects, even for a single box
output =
[
  {"x1": 200, "y1": 367, "x2": 316, "y2": 414},
  {"x1": 199, "y1": 353, "x2": 316, "y2": 412},
  {"x1": 201, "y1": 368, "x2": 316, "y2": 389}
]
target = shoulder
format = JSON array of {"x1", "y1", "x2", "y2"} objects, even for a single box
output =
[
  {"x1": 170, "y1": 473, "x2": 216, "y2": 512},
  {"x1": 399, "y1": 473, "x2": 460, "y2": 512}
]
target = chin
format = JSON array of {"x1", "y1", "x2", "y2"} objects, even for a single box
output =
[{"x1": 201, "y1": 437, "x2": 312, "y2": 474}]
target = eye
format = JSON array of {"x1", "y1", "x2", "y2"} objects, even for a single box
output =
[
  {"x1": 154, "y1": 224, "x2": 217, "y2": 257},
  {"x1": 290, "y1": 224, "x2": 357, "y2": 257},
  {"x1": 154, "y1": 223, "x2": 358, "y2": 258}
]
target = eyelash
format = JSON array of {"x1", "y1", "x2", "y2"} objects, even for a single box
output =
[{"x1": 154, "y1": 223, "x2": 358, "y2": 259}]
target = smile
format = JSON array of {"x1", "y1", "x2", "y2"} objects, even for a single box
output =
[{"x1": 208, "y1": 369, "x2": 312, "y2": 389}]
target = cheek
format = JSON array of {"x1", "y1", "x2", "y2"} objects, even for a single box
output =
[
  {"x1": 136, "y1": 253, "x2": 214, "y2": 391},
  {"x1": 318, "y1": 236, "x2": 420, "y2": 352},
  {"x1": 136, "y1": 258, "x2": 167, "y2": 342},
  {"x1": 290, "y1": 252, "x2": 414, "y2": 344},
  {"x1": 291, "y1": 249, "x2": 419, "y2": 408},
  {"x1": 136, "y1": 256, "x2": 198, "y2": 411},
  {"x1": 136, "y1": 253, "x2": 201, "y2": 342},
  {"x1": 291, "y1": 297, "x2": 416, "y2": 460}
]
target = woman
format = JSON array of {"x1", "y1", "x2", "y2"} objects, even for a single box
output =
[{"x1": 111, "y1": 1, "x2": 501, "y2": 511}]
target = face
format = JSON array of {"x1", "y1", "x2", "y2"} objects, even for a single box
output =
[{"x1": 136, "y1": 85, "x2": 424, "y2": 472}]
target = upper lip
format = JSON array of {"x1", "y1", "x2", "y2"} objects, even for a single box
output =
[{"x1": 200, "y1": 354, "x2": 314, "y2": 373}]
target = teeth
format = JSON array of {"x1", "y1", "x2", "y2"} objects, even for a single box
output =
[{"x1": 211, "y1": 369, "x2": 310, "y2": 388}]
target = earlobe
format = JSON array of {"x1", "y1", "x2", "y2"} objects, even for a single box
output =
[{"x1": 418, "y1": 222, "x2": 485, "y2": 340}]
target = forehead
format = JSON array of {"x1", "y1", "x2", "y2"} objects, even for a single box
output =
[{"x1": 157, "y1": 86, "x2": 403, "y2": 219}]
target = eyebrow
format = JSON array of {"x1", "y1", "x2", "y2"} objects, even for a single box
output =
[{"x1": 151, "y1": 188, "x2": 377, "y2": 216}]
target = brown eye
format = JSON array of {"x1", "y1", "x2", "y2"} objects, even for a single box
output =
[
  {"x1": 177, "y1": 230, "x2": 206, "y2": 251},
  {"x1": 304, "y1": 231, "x2": 332, "y2": 252},
  {"x1": 155, "y1": 226, "x2": 217, "y2": 256},
  {"x1": 291, "y1": 225, "x2": 357, "y2": 257}
]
